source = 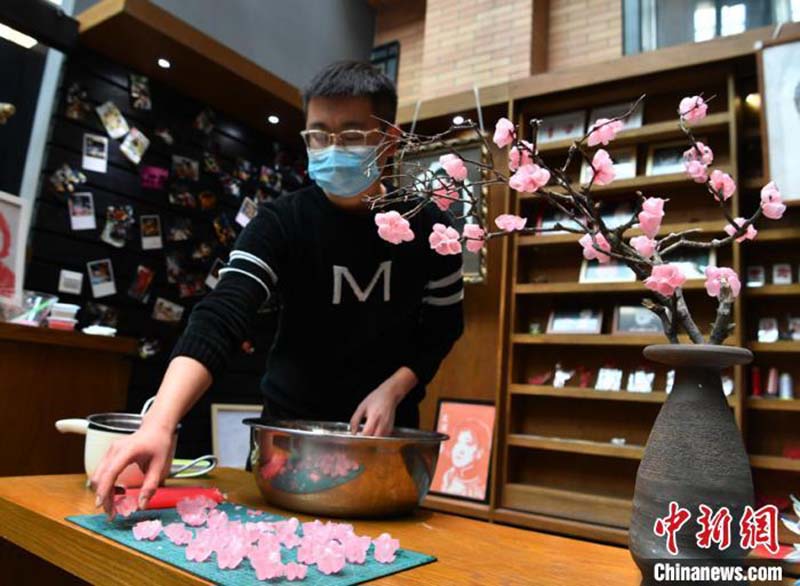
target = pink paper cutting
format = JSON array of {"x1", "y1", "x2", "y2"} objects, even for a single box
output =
[
  {"x1": 373, "y1": 533, "x2": 400, "y2": 563},
  {"x1": 132, "y1": 519, "x2": 162, "y2": 541},
  {"x1": 163, "y1": 522, "x2": 193, "y2": 546}
]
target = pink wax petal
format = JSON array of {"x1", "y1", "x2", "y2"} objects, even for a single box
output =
[
  {"x1": 132, "y1": 519, "x2": 162, "y2": 541},
  {"x1": 316, "y1": 540, "x2": 346, "y2": 575},
  {"x1": 247, "y1": 508, "x2": 263, "y2": 517},
  {"x1": 113, "y1": 495, "x2": 138, "y2": 518},
  {"x1": 216, "y1": 546, "x2": 245, "y2": 570},
  {"x1": 331, "y1": 523, "x2": 354, "y2": 542},
  {"x1": 373, "y1": 533, "x2": 400, "y2": 564},
  {"x1": 163, "y1": 522, "x2": 193, "y2": 546},
  {"x1": 284, "y1": 562, "x2": 308, "y2": 581},
  {"x1": 249, "y1": 545, "x2": 284, "y2": 580},
  {"x1": 186, "y1": 536, "x2": 213, "y2": 562},
  {"x1": 296, "y1": 539, "x2": 320, "y2": 565},
  {"x1": 343, "y1": 534, "x2": 372, "y2": 564},
  {"x1": 207, "y1": 509, "x2": 229, "y2": 530},
  {"x1": 179, "y1": 509, "x2": 208, "y2": 527}
]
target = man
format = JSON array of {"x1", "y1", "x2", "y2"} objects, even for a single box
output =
[{"x1": 92, "y1": 61, "x2": 464, "y2": 515}]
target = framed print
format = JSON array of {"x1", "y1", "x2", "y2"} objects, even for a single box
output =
[
  {"x1": 579, "y1": 258, "x2": 637, "y2": 284},
  {"x1": 547, "y1": 308, "x2": 603, "y2": 334},
  {"x1": 647, "y1": 139, "x2": 698, "y2": 176},
  {"x1": 757, "y1": 317, "x2": 779, "y2": 343},
  {"x1": 626, "y1": 368, "x2": 655, "y2": 393},
  {"x1": 394, "y1": 135, "x2": 489, "y2": 283},
  {"x1": 613, "y1": 305, "x2": 664, "y2": 335},
  {"x1": 595, "y1": 367, "x2": 623, "y2": 391},
  {"x1": 430, "y1": 399, "x2": 496, "y2": 503},
  {"x1": 536, "y1": 110, "x2": 586, "y2": 144},
  {"x1": 772, "y1": 263, "x2": 793, "y2": 285},
  {"x1": 580, "y1": 146, "x2": 637, "y2": 184},
  {"x1": 761, "y1": 40, "x2": 800, "y2": 200},
  {"x1": 746, "y1": 265, "x2": 766, "y2": 287},
  {"x1": 788, "y1": 317, "x2": 800, "y2": 341},
  {"x1": 0, "y1": 191, "x2": 29, "y2": 307},
  {"x1": 140, "y1": 214, "x2": 163, "y2": 250},
  {"x1": 57, "y1": 269, "x2": 83, "y2": 296},
  {"x1": 211, "y1": 403, "x2": 263, "y2": 469},
  {"x1": 661, "y1": 249, "x2": 716, "y2": 280},
  {"x1": 589, "y1": 100, "x2": 644, "y2": 131}
]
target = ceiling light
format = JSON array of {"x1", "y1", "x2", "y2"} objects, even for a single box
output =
[
  {"x1": 0, "y1": 23, "x2": 38, "y2": 49},
  {"x1": 452, "y1": 115, "x2": 465, "y2": 125},
  {"x1": 267, "y1": 115, "x2": 280, "y2": 125},
  {"x1": 745, "y1": 93, "x2": 761, "y2": 109},
  {"x1": 157, "y1": 58, "x2": 171, "y2": 69}
]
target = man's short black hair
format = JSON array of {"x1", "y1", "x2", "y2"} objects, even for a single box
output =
[{"x1": 303, "y1": 61, "x2": 397, "y2": 125}]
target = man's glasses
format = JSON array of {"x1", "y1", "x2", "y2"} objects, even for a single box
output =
[{"x1": 300, "y1": 129, "x2": 381, "y2": 150}]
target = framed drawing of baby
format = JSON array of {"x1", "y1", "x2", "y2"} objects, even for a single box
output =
[{"x1": 430, "y1": 399, "x2": 496, "y2": 503}]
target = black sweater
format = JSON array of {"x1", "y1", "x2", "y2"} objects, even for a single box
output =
[{"x1": 171, "y1": 184, "x2": 464, "y2": 422}]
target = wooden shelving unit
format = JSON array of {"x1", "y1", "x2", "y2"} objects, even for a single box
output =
[
  {"x1": 745, "y1": 284, "x2": 800, "y2": 297},
  {"x1": 748, "y1": 342, "x2": 800, "y2": 354},
  {"x1": 518, "y1": 220, "x2": 727, "y2": 247},
  {"x1": 747, "y1": 398, "x2": 800, "y2": 412},
  {"x1": 515, "y1": 280, "x2": 707, "y2": 295}
]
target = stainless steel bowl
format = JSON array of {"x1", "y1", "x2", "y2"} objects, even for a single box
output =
[{"x1": 244, "y1": 418, "x2": 448, "y2": 518}]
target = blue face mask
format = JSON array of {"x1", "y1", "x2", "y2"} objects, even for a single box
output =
[{"x1": 307, "y1": 145, "x2": 380, "y2": 198}]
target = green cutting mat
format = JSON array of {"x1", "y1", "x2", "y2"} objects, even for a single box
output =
[{"x1": 67, "y1": 503, "x2": 435, "y2": 585}]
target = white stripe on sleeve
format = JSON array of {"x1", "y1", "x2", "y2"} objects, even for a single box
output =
[
  {"x1": 425, "y1": 267, "x2": 463, "y2": 290},
  {"x1": 422, "y1": 289, "x2": 464, "y2": 306},
  {"x1": 218, "y1": 267, "x2": 271, "y2": 298},
  {"x1": 229, "y1": 250, "x2": 279, "y2": 284}
]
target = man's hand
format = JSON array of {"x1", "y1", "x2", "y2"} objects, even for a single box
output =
[{"x1": 350, "y1": 367, "x2": 418, "y2": 436}]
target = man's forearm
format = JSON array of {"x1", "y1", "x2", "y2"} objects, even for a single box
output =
[
  {"x1": 141, "y1": 356, "x2": 213, "y2": 432},
  {"x1": 390, "y1": 366, "x2": 419, "y2": 405}
]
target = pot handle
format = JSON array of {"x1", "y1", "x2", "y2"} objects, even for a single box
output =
[{"x1": 55, "y1": 418, "x2": 89, "y2": 435}]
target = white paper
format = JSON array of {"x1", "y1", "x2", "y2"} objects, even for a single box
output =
[
  {"x1": 205, "y1": 258, "x2": 224, "y2": 289},
  {"x1": 235, "y1": 197, "x2": 258, "y2": 227},
  {"x1": 87, "y1": 259, "x2": 116, "y2": 298},
  {"x1": 95, "y1": 101, "x2": 129, "y2": 139},
  {"x1": 140, "y1": 214, "x2": 163, "y2": 250},
  {"x1": 82, "y1": 133, "x2": 108, "y2": 173},
  {"x1": 68, "y1": 192, "x2": 96, "y2": 231},
  {"x1": 57, "y1": 269, "x2": 83, "y2": 295}
]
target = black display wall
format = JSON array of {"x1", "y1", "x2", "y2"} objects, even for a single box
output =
[{"x1": 26, "y1": 48, "x2": 307, "y2": 460}]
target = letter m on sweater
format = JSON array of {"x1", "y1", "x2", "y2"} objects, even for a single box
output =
[{"x1": 332, "y1": 261, "x2": 391, "y2": 304}]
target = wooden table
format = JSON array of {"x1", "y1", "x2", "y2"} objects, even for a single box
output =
[{"x1": 0, "y1": 468, "x2": 642, "y2": 585}]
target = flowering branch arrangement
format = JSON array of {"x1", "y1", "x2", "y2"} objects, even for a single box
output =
[{"x1": 367, "y1": 94, "x2": 789, "y2": 345}]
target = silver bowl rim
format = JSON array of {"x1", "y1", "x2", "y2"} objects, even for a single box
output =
[
  {"x1": 85, "y1": 413, "x2": 182, "y2": 434},
  {"x1": 243, "y1": 417, "x2": 449, "y2": 444}
]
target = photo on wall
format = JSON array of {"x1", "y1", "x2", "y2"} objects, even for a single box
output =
[
  {"x1": 430, "y1": 400, "x2": 496, "y2": 503},
  {"x1": 86, "y1": 258, "x2": 116, "y2": 298},
  {"x1": 0, "y1": 191, "x2": 29, "y2": 307},
  {"x1": 81, "y1": 133, "x2": 108, "y2": 173},
  {"x1": 67, "y1": 192, "x2": 96, "y2": 231}
]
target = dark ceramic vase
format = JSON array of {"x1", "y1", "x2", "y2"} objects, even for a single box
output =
[{"x1": 630, "y1": 344, "x2": 755, "y2": 586}]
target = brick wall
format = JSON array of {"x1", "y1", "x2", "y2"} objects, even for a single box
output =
[{"x1": 374, "y1": 0, "x2": 625, "y2": 104}]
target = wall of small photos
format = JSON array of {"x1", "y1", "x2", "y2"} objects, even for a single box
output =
[{"x1": 26, "y1": 48, "x2": 308, "y2": 459}]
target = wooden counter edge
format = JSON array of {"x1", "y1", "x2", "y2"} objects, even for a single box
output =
[{"x1": 0, "y1": 322, "x2": 137, "y2": 355}]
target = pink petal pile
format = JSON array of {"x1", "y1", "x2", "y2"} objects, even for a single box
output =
[
  {"x1": 439, "y1": 153, "x2": 468, "y2": 182},
  {"x1": 375, "y1": 211, "x2": 415, "y2": 245},
  {"x1": 114, "y1": 495, "x2": 138, "y2": 518},
  {"x1": 128, "y1": 498, "x2": 403, "y2": 581},
  {"x1": 429, "y1": 223, "x2": 462, "y2": 255}
]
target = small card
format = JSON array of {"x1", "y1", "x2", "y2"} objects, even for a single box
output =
[
  {"x1": 95, "y1": 101, "x2": 129, "y2": 139},
  {"x1": 205, "y1": 258, "x2": 224, "y2": 289},
  {"x1": 68, "y1": 192, "x2": 96, "y2": 231},
  {"x1": 120, "y1": 127, "x2": 150, "y2": 165},
  {"x1": 235, "y1": 197, "x2": 258, "y2": 227},
  {"x1": 140, "y1": 166, "x2": 168, "y2": 190},
  {"x1": 82, "y1": 133, "x2": 108, "y2": 173},
  {"x1": 58, "y1": 269, "x2": 83, "y2": 295},
  {"x1": 129, "y1": 74, "x2": 151, "y2": 110},
  {"x1": 153, "y1": 297, "x2": 184, "y2": 323},
  {"x1": 172, "y1": 155, "x2": 199, "y2": 182},
  {"x1": 100, "y1": 205, "x2": 135, "y2": 248},
  {"x1": 87, "y1": 259, "x2": 116, "y2": 298},
  {"x1": 128, "y1": 265, "x2": 155, "y2": 303},
  {"x1": 140, "y1": 214, "x2": 163, "y2": 250},
  {"x1": 167, "y1": 217, "x2": 192, "y2": 242},
  {"x1": 178, "y1": 274, "x2": 206, "y2": 298}
]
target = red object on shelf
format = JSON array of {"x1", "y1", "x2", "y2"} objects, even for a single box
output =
[
  {"x1": 47, "y1": 319, "x2": 76, "y2": 331},
  {"x1": 782, "y1": 446, "x2": 800, "y2": 460},
  {"x1": 119, "y1": 486, "x2": 225, "y2": 509},
  {"x1": 750, "y1": 366, "x2": 762, "y2": 397}
]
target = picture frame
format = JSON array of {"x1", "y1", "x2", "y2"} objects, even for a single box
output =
[
  {"x1": 646, "y1": 139, "x2": 700, "y2": 176},
  {"x1": 535, "y1": 207, "x2": 584, "y2": 235},
  {"x1": 536, "y1": 110, "x2": 586, "y2": 144},
  {"x1": 761, "y1": 40, "x2": 800, "y2": 200},
  {"x1": 746, "y1": 265, "x2": 766, "y2": 288},
  {"x1": 0, "y1": 191, "x2": 29, "y2": 307},
  {"x1": 757, "y1": 317, "x2": 780, "y2": 343},
  {"x1": 430, "y1": 399, "x2": 496, "y2": 503},
  {"x1": 787, "y1": 317, "x2": 800, "y2": 342},
  {"x1": 589, "y1": 100, "x2": 644, "y2": 131},
  {"x1": 394, "y1": 135, "x2": 489, "y2": 283},
  {"x1": 626, "y1": 368, "x2": 655, "y2": 393},
  {"x1": 579, "y1": 258, "x2": 637, "y2": 284},
  {"x1": 772, "y1": 263, "x2": 793, "y2": 285},
  {"x1": 660, "y1": 248, "x2": 717, "y2": 280},
  {"x1": 580, "y1": 146, "x2": 637, "y2": 184},
  {"x1": 612, "y1": 305, "x2": 664, "y2": 335},
  {"x1": 595, "y1": 367, "x2": 623, "y2": 391},
  {"x1": 211, "y1": 403, "x2": 263, "y2": 469},
  {"x1": 546, "y1": 308, "x2": 604, "y2": 334}
]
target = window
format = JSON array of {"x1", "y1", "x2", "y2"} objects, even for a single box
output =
[{"x1": 624, "y1": 0, "x2": 797, "y2": 54}]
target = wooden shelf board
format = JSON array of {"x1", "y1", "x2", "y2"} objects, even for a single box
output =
[
  {"x1": 536, "y1": 112, "x2": 730, "y2": 154},
  {"x1": 749, "y1": 454, "x2": 800, "y2": 473},
  {"x1": 517, "y1": 220, "x2": 727, "y2": 247},
  {"x1": 0, "y1": 322, "x2": 136, "y2": 355},
  {"x1": 501, "y1": 483, "x2": 632, "y2": 529},
  {"x1": 509, "y1": 383, "x2": 667, "y2": 403},
  {"x1": 748, "y1": 342, "x2": 800, "y2": 354},
  {"x1": 491, "y1": 507, "x2": 629, "y2": 546},
  {"x1": 752, "y1": 228, "x2": 800, "y2": 242},
  {"x1": 76, "y1": 0, "x2": 304, "y2": 143},
  {"x1": 507, "y1": 433, "x2": 645, "y2": 460},
  {"x1": 512, "y1": 333, "x2": 678, "y2": 346},
  {"x1": 514, "y1": 280, "x2": 705, "y2": 295},
  {"x1": 746, "y1": 284, "x2": 800, "y2": 297},
  {"x1": 421, "y1": 494, "x2": 491, "y2": 520},
  {"x1": 747, "y1": 398, "x2": 800, "y2": 412}
]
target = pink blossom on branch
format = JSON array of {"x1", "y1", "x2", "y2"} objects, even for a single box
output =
[
  {"x1": 579, "y1": 232, "x2": 612, "y2": 264},
  {"x1": 679, "y1": 95, "x2": 707, "y2": 122},
  {"x1": 589, "y1": 149, "x2": 615, "y2": 186},
  {"x1": 724, "y1": 218, "x2": 758, "y2": 243},
  {"x1": 494, "y1": 214, "x2": 527, "y2": 232},
  {"x1": 508, "y1": 140, "x2": 533, "y2": 171},
  {"x1": 684, "y1": 160, "x2": 709, "y2": 183},
  {"x1": 508, "y1": 163, "x2": 550, "y2": 193},
  {"x1": 463, "y1": 223, "x2": 485, "y2": 253},
  {"x1": 709, "y1": 169, "x2": 736, "y2": 201},
  {"x1": 637, "y1": 197, "x2": 666, "y2": 239},
  {"x1": 683, "y1": 142, "x2": 714, "y2": 166},
  {"x1": 760, "y1": 181, "x2": 786, "y2": 220},
  {"x1": 630, "y1": 235, "x2": 656, "y2": 258},
  {"x1": 432, "y1": 177, "x2": 458, "y2": 211},
  {"x1": 704, "y1": 266, "x2": 741, "y2": 299},
  {"x1": 587, "y1": 118, "x2": 624, "y2": 147},
  {"x1": 375, "y1": 211, "x2": 414, "y2": 244},
  {"x1": 439, "y1": 153, "x2": 468, "y2": 182},
  {"x1": 645, "y1": 264, "x2": 687, "y2": 297},
  {"x1": 493, "y1": 117, "x2": 515, "y2": 148},
  {"x1": 429, "y1": 223, "x2": 462, "y2": 255}
]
